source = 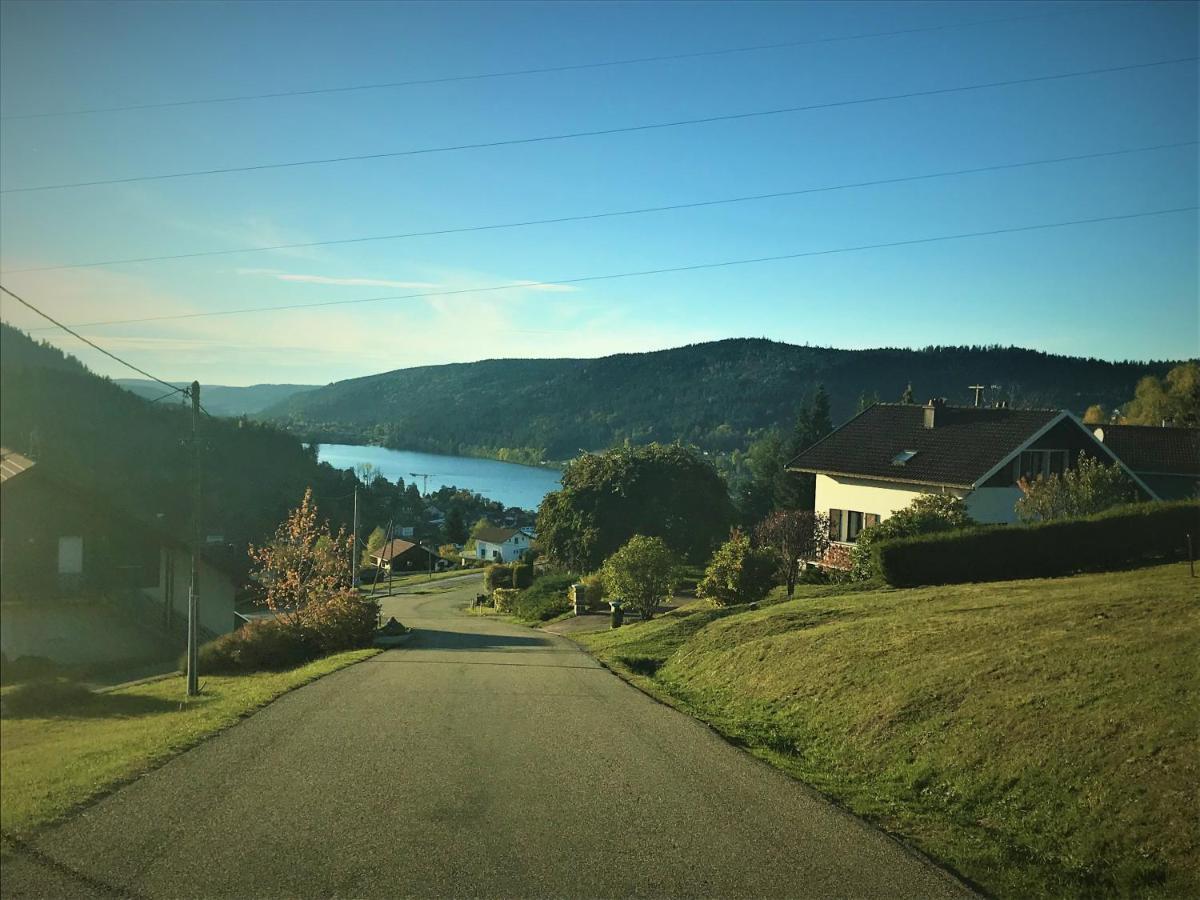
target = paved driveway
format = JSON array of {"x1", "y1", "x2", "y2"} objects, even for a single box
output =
[{"x1": 1, "y1": 576, "x2": 973, "y2": 898}]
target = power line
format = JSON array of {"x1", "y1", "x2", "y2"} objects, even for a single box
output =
[
  {"x1": 0, "y1": 2, "x2": 1138, "y2": 121},
  {"x1": 0, "y1": 283, "x2": 188, "y2": 395},
  {"x1": 4, "y1": 139, "x2": 1193, "y2": 275},
  {"x1": 26, "y1": 206, "x2": 1197, "y2": 331},
  {"x1": 3, "y1": 55, "x2": 1194, "y2": 195}
]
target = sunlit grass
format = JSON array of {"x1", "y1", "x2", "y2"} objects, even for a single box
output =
[
  {"x1": 575, "y1": 564, "x2": 1199, "y2": 898},
  {"x1": 0, "y1": 649, "x2": 378, "y2": 835}
]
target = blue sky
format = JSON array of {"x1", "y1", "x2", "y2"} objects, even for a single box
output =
[{"x1": 1, "y1": 0, "x2": 1196, "y2": 385}]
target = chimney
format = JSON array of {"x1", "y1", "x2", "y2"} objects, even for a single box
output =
[{"x1": 923, "y1": 398, "x2": 944, "y2": 429}]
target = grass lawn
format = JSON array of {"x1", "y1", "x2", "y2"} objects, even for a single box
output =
[
  {"x1": 574, "y1": 563, "x2": 1199, "y2": 899},
  {"x1": 0, "y1": 649, "x2": 378, "y2": 836}
]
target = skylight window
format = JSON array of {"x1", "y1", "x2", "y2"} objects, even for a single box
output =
[{"x1": 891, "y1": 449, "x2": 919, "y2": 466}]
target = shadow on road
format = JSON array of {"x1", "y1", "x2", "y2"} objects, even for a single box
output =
[{"x1": 404, "y1": 629, "x2": 557, "y2": 652}]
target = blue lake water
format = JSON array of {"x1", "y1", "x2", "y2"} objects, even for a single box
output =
[{"x1": 315, "y1": 443, "x2": 562, "y2": 511}]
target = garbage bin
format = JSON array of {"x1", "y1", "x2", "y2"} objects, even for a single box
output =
[{"x1": 610, "y1": 600, "x2": 624, "y2": 629}]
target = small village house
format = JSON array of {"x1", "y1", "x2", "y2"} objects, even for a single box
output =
[
  {"x1": 787, "y1": 402, "x2": 1156, "y2": 546},
  {"x1": 370, "y1": 538, "x2": 444, "y2": 573},
  {"x1": 0, "y1": 447, "x2": 240, "y2": 639},
  {"x1": 473, "y1": 526, "x2": 534, "y2": 563}
]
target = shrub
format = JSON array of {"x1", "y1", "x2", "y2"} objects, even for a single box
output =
[
  {"x1": 849, "y1": 494, "x2": 973, "y2": 581},
  {"x1": 485, "y1": 564, "x2": 514, "y2": 591},
  {"x1": 1015, "y1": 453, "x2": 1137, "y2": 522},
  {"x1": 300, "y1": 590, "x2": 380, "y2": 655},
  {"x1": 192, "y1": 620, "x2": 316, "y2": 674},
  {"x1": 600, "y1": 535, "x2": 677, "y2": 619},
  {"x1": 511, "y1": 562, "x2": 533, "y2": 589},
  {"x1": 874, "y1": 500, "x2": 1200, "y2": 587},
  {"x1": 579, "y1": 572, "x2": 607, "y2": 607},
  {"x1": 512, "y1": 573, "x2": 576, "y2": 621},
  {"x1": 698, "y1": 529, "x2": 776, "y2": 607},
  {"x1": 492, "y1": 588, "x2": 520, "y2": 613}
]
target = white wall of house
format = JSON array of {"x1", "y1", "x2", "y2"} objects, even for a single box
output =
[
  {"x1": 475, "y1": 532, "x2": 532, "y2": 563},
  {"x1": 964, "y1": 486, "x2": 1023, "y2": 524},
  {"x1": 140, "y1": 547, "x2": 238, "y2": 638}
]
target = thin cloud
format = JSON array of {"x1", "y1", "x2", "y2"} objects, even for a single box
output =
[{"x1": 237, "y1": 269, "x2": 441, "y2": 289}]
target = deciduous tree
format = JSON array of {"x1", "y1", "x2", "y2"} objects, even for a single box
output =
[
  {"x1": 1015, "y1": 454, "x2": 1137, "y2": 522},
  {"x1": 600, "y1": 535, "x2": 677, "y2": 620},
  {"x1": 754, "y1": 509, "x2": 831, "y2": 596}
]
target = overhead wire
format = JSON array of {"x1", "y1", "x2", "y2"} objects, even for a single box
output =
[
  {"x1": 0, "y1": 283, "x2": 189, "y2": 396},
  {"x1": 0, "y1": 2, "x2": 1139, "y2": 121},
  {"x1": 3, "y1": 139, "x2": 1193, "y2": 275},
  {"x1": 24, "y1": 206, "x2": 1198, "y2": 331},
  {"x1": 3, "y1": 56, "x2": 1194, "y2": 195}
]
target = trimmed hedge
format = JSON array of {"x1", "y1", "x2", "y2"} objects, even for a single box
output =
[
  {"x1": 511, "y1": 562, "x2": 533, "y2": 589},
  {"x1": 874, "y1": 500, "x2": 1200, "y2": 587},
  {"x1": 484, "y1": 564, "x2": 513, "y2": 591}
]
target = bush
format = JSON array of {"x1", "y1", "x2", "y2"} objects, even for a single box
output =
[
  {"x1": 485, "y1": 564, "x2": 514, "y2": 591},
  {"x1": 512, "y1": 573, "x2": 576, "y2": 621},
  {"x1": 193, "y1": 620, "x2": 316, "y2": 674},
  {"x1": 579, "y1": 572, "x2": 607, "y2": 607},
  {"x1": 601, "y1": 535, "x2": 677, "y2": 620},
  {"x1": 874, "y1": 500, "x2": 1200, "y2": 587},
  {"x1": 300, "y1": 591, "x2": 379, "y2": 655},
  {"x1": 492, "y1": 588, "x2": 520, "y2": 613},
  {"x1": 698, "y1": 529, "x2": 776, "y2": 607},
  {"x1": 511, "y1": 562, "x2": 534, "y2": 589},
  {"x1": 849, "y1": 494, "x2": 973, "y2": 581}
]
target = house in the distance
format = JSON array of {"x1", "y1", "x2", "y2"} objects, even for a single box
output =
[
  {"x1": 1090, "y1": 424, "x2": 1200, "y2": 501},
  {"x1": 787, "y1": 401, "x2": 1155, "y2": 545},
  {"x1": 370, "y1": 538, "x2": 443, "y2": 573},
  {"x1": 473, "y1": 526, "x2": 534, "y2": 563}
]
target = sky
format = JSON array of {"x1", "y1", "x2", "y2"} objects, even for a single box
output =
[{"x1": 0, "y1": 0, "x2": 1196, "y2": 386}]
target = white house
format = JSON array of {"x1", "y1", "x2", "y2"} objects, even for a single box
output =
[
  {"x1": 787, "y1": 400, "x2": 1155, "y2": 547},
  {"x1": 473, "y1": 526, "x2": 535, "y2": 563}
]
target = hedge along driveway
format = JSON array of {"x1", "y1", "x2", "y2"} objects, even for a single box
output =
[
  {"x1": 0, "y1": 650, "x2": 378, "y2": 836},
  {"x1": 874, "y1": 500, "x2": 1200, "y2": 587}
]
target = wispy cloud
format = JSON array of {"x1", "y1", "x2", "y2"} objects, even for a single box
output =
[{"x1": 237, "y1": 269, "x2": 440, "y2": 289}]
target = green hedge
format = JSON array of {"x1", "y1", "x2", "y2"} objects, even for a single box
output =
[
  {"x1": 484, "y1": 564, "x2": 513, "y2": 591},
  {"x1": 511, "y1": 562, "x2": 533, "y2": 589},
  {"x1": 874, "y1": 500, "x2": 1200, "y2": 587}
]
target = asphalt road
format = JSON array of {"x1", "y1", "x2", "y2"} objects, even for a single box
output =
[{"x1": 2, "y1": 577, "x2": 973, "y2": 898}]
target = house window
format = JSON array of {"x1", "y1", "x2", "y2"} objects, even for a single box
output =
[
  {"x1": 1018, "y1": 450, "x2": 1069, "y2": 480},
  {"x1": 829, "y1": 510, "x2": 880, "y2": 542},
  {"x1": 846, "y1": 511, "x2": 865, "y2": 542}
]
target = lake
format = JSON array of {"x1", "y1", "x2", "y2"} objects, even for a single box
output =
[{"x1": 315, "y1": 443, "x2": 562, "y2": 511}]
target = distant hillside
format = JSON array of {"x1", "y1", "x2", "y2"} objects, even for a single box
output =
[
  {"x1": 0, "y1": 323, "x2": 352, "y2": 552},
  {"x1": 261, "y1": 339, "x2": 1175, "y2": 461},
  {"x1": 115, "y1": 379, "x2": 319, "y2": 417}
]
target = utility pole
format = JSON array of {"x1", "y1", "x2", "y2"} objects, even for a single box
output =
[
  {"x1": 351, "y1": 484, "x2": 360, "y2": 588},
  {"x1": 186, "y1": 381, "x2": 201, "y2": 698}
]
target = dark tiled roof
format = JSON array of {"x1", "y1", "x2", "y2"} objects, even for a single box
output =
[
  {"x1": 474, "y1": 526, "x2": 527, "y2": 544},
  {"x1": 1092, "y1": 424, "x2": 1200, "y2": 476},
  {"x1": 788, "y1": 404, "x2": 1061, "y2": 488},
  {"x1": 375, "y1": 538, "x2": 418, "y2": 560},
  {"x1": 0, "y1": 447, "x2": 35, "y2": 484}
]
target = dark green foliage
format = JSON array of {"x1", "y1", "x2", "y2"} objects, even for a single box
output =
[
  {"x1": 849, "y1": 494, "x2": 973, "y2": 581},
  {"x1": 537, "y1": 443, "x2": 733, "y2": 571},
  {"x1": 192, "y1": 620, "x2": 316, "y2": 674},
  {"x1": 484, "y1": 564, "x2": 514, "y2": 591},
  {"x1": 511, "y1": 562, "x2": 533, "y2": 589},
  {"x1": 698, "y1": 530, "x2": 777, "y2": 607},
  {"x1": 260, "y1": 339, "x2": 1173, "y2": 460},
  {"x1": 444, "y1": 507, "x2": 468, "y2": 544},
  {"x1": 510, "y1": 573, "x2": 576, "y2": 621},
  {"x1": 874, "y1": 500, "x2": 1200, "y2": 587}
]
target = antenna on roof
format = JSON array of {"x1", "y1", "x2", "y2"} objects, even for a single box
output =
[{"x1": 969, "y1": 384, "x2": 985, "y2": 407}]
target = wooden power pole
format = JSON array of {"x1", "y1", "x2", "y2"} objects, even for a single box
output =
[{"x1": 186, "y1": 381, "x2": 201, "y2": 697}]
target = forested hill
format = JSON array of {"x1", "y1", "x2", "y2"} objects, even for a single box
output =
[
  {"x1": 261, "y1": 339, "x2": 1174, "y2": 461},
  {"x1": 115, "y1": 379, "x2": 319, "y2": 417}
]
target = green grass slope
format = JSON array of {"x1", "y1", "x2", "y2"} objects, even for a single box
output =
[{"x1": 576, "y1": 565, "x2": 1199, "y2": 898}]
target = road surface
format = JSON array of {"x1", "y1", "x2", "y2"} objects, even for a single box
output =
[{"x1": 2, "y1": 576, "x2": 973, "y2": 898}]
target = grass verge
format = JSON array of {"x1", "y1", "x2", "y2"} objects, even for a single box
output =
[
  {"x1": 0, "y1": 649, "x2": 379, "y2": 836},
  {"x1": 573, "y1": 564, "x2": 1199, "y2": 899}
]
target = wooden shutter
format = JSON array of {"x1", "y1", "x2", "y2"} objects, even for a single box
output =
[
  {"x1": 828, "y1": 509, "x2": 842, "y2": 542},
  {"x1": 864, "y1": 513, "x2": 880, "y2": 528}
]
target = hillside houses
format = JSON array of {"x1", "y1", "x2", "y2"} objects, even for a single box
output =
[{"x1": 473, "y1": 526, "x2": 534, "y2": 563}]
